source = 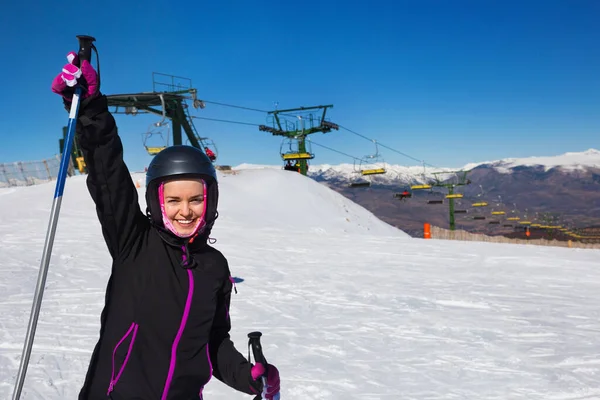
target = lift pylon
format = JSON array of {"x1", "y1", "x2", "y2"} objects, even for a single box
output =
[
  {"x1": 104, "y1": 73, "x2": 217, "y2": 162},
  {"x1": 429, "y1": 170, "x2": 471, "y2": 231},
  {"x1": 259, "y1": 105, "x2": 338, "y2": 176}
]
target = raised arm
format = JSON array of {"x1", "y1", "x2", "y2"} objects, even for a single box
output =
[
  {"x1": 76, "y1": 94, "x2": 149, "y2": 259},
  {"x1": 52, "y1": 51, "x2": 148, "y2": 259}
]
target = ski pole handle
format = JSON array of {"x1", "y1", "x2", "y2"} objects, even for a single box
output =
[
  {"x1": 248, "y1": 331, "x2": 267, "y2": 365},
  {"x1": 248, "y1": 331, "x2": 271, "y2": 399},
  {"x1": 76, "y1": 35, "x2": 96, "y2": 65}
]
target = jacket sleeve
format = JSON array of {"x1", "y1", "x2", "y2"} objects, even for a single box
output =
[
  {"x1": 75, "y1": 94, "x2": 148, "y2": 260},
  {"x1": 209, "y1": 273, "x2": 261, "y2": 396}
]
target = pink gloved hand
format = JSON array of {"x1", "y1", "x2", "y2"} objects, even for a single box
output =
[
  {"x1": 251, "y1": 363, "x2": 280, "y2": 400},
  {"x1": 51, "y1": 51, "x2": 98, "y2": 100}
]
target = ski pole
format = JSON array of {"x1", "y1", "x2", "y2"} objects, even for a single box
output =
[
  {"x1": 11, "y1": 34, "x2": 96, "y2": 400},
  {"x1": 248, "y1": 331, "x2": 272, "y2": 400}
]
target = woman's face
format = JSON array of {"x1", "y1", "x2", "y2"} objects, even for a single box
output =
[{"x1": 162, "y1": 179, "x2": 205, "y2": 236}]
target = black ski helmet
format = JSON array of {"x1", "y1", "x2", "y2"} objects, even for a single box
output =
[{"x1": 145, "y1": 145, "x2": 219, "y2": 240}]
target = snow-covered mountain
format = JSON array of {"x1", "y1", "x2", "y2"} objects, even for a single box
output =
[
  {"x1": 235, "y1": 148, "x2": 600, "y2": 186},
  {"x1": 464, "y1": 148, "x2": 600, "y2": 174}
]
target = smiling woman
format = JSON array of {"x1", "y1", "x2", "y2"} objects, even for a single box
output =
[
  {"x1": 160, "y1": 179, "x2": 207, "y2": 237},
  {"x1": 47, "y1": 51, "x2": 281, "y2": 399}
]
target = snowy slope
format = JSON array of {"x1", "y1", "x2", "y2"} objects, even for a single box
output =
[
  {"x1": 214, "y1": 168, "x2": 406, "y2": 236},
  {"x1": 1, "y1": 169, "x2": 600, "y2": 399}
]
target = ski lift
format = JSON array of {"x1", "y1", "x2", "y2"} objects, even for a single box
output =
[
  {"x1": 198, "y1": 137, "x2": 218, "y2": 162},
  {"x1": 280, "y1": 137, "x2": 314, "y2": 161},
  {"x1": 473, "y1": 216, "x2": 486, "y2": 220},
  {"x1": 503, "y1": 224, "x2": 513, "y2": 228},
  {"x1": 394, "y1": 190, "x2": 412, "y2": 201},
  {"x1": 505, "y1": 203, "x2": 520, "y2": 221},
  {"x1": 349, "y1": 181, "x2": 371, "y2": 188},
  {"x1": 489, "y1": 220, "x2": 500, "y2": 225},
  {"x1": 470, "y1": 185, "x2": 489, "y2": 207},
  {"x1": 143, "y1": 94, "x2": 170, "y2": 156},
  {"x1": 184, "y1": 136, "x2": 219, "y2": 162},
  {"x1": 348, "y1": 158, "x2": 371, "y2": 188},
  {"x1": 411, "y1": 184, "x2": 432, "y2": 190},
  {"x1": 454, "y1": 209, "x2": 468, "y2": 214},
  {"x1": 143, "y1": 121, "x2": 170, "y2": 155},
  {"x1": 491, "y1": 211, "x2": 506, "y2": 216},
  {"x1": 426, "y1": 190, "x2": 444, "y2": 205},
  {"x1": 360, "y1": 140, "x2": 386, "y2": 176}
]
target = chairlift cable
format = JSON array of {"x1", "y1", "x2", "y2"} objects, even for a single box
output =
[
  {"x1": 190, "y1": 116, "x2": 262, "y2": 126},
  {"x1": 196, "y1": 100, "x2": 270, "y2": 113},
  {"x1": 309, "y1": 140, "x2": 362, "y2": 161},
  {"x1": 337, "y1": 124, "x2": 440, "y2": 169}
]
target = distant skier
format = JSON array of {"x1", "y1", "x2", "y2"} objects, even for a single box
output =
[
  {"x1": 205, "y1": 147, "x2": 216, "y2": 162},
  {"x1": 51, "y1": 51, "x2": 280, "y2": 399}
]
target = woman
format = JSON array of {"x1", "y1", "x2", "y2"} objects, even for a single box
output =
[{"x1": 51, "y1": 52, "x2": 280, "y2": 400}]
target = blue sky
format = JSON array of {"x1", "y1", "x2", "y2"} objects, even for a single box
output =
[{"x1": 0, "y1": 0, "x2": 598, "y2": 171}]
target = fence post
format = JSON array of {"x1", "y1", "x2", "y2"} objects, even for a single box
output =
[
  {"x1": 43, "y1": 160, "x2": 52, "y2": 181},
  {"x1": 18, "y1": 162, "x2": 31, "y2": 186},
  {"x1": 1, "y1": 163, "x2": 8, "y2": 186},
  {"x1": 424, "y1": 223, "x2": 431, "y2": 239}
]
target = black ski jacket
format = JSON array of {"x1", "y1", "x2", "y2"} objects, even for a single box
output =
[{"x1": 74, "y1": 95, "x2": 258, "y2": 399}]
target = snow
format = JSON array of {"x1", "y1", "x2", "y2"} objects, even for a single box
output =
[
  {"x1": 463, "y1": 148, "x2": 600, "y2": 174},
  {"x1": 236, "y1": 148, "x2": 600, "y2": 185},
  {"x1": 1, "y1": 168, "x2": 600, "y2": 399}
]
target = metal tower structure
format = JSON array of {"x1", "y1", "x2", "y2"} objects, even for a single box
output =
[
  {"x1": 259, "y1": 105, "x2": 339, "y2": 175},
  {"x1": 106, "y1": 73, "x2": 211, "y2": 154},
  {"x1": 430, "y1": 170, "x2": 471, "y2": 231}
]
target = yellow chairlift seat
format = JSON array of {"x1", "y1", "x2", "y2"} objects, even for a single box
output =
[
  {"x1": 410, "y1": 184, "x2": 432, "y2": 190},
  {"x1": 282, "y1": 152, "x2": 314, "y2": 160},
  {"x1": 519, "y1": 221, "x2": 532, "y2": 225},
  {"x1": 75, "y1": 156, "x2": 86, "y2": 173},
  {"x1": 491, "y1": 211, "x2": 506, "y2": 215},
  {"x1": 472, "y1": 202, "x2": 488, "y2": 207},
  {"x1": 361, "y1": 168, "x2": 386, "y2": 176},
  {"x1": 506, "y1": 217, "x2": 520, "y2": 221},
  {"x1": 146, "y1": 146, "x2": 166, "y2": 155},
  {"x1": 530, "y1": 223, "x2": 541, "y2": 227},
  {"x1": 445, "y1": 194, "x2": 463, "y2": 199}
]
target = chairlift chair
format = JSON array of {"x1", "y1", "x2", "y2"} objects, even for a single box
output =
[
  {"x1": 359, "y1": 140, "x2": 386, "y2": 176},
  {"x1": 143, "y1": 121, "x2": 171, "y2": 156},
  {"x1": 394, "y1": 190, "x2": 412, "y2": 200},
  {"x1": 280, "y1": 137, "x2": 314, "y2": 161}
]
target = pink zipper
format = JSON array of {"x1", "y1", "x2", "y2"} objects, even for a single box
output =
[{"x1": 107, "y1": 322, "x2": 139, "y2": 395}]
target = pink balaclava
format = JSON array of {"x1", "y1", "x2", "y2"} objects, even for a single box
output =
[{"x1": 157, "y1": 180, "x2": 207, "y2": 238}]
